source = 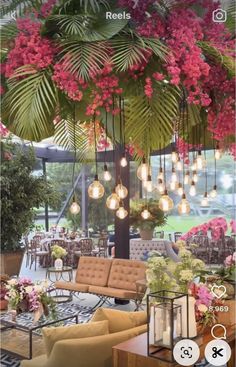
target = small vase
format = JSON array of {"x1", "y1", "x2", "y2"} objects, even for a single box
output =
[
  {"x1": 54, "y1": 258, "x2": 63, "y2": 270},
  {"x1": 140, "y1": 229, "x2": 154, "y2": 240},
  {"x1": 11, "y1": 309, "x2": 17, "y2": 322},
  {"x1": 33, "y1": 303, "x2": 44, "y2": 324}
]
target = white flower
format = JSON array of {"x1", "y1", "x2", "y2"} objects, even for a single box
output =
[
  {"x1": 25, "y1": 286, "x2": 33, "y2": 293},
  {"x1": 192, "y1": 259, "x2": 205, "y2": 270},
  {"x1": 8, "y1": 279, "x2": 17, "y2": 286},
  {"x1": 34, "y1": 285, "x2": 43, "y2": 293},
  {"x1": 179, "y1": 270, "x2": 194, "y2": 282},
  {"x1": 179, "y1": 249, "x2": 192, "y2": 259},
  {"x1": 198, "y1": 304, "x2": 208, "y2": 313},
  {"x1": 175, "y1": 240, "x2": 186, "y2": 249}
]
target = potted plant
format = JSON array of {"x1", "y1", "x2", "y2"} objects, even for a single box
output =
[
  {"x1": 51, "y1": 245, "x2": 67, "y2": 269},
  {"x1": 130, "y1": 199, "x2": 167, "y2": 240},
  {"x1": 0, "y1": 140, "x2": 61, "y2": 277}
]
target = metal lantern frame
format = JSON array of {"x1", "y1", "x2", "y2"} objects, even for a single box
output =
[{"x1": 147, "y1": 290, "x2": 189, "y2": 362}]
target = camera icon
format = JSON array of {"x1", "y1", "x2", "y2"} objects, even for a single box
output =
[{"x1": 212, "y1": 8, "x2": 227, "y2": 23}]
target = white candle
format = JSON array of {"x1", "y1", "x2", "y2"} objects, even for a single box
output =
[
  {"x1": 149, "y1": 306, "x2": 155, "y2": 344},
  {"x1": 162, "y1": 327, "x2": 171, "y2": 346},
  {"x1": 176, "y1": 308, "x2": 181, "y2": 337},
  {"x1": 154, "y1": 307, "x2": 162, "y2": 342},
  {"x1": 175, "y1": 296, "x2": 197, "y2": 338}
]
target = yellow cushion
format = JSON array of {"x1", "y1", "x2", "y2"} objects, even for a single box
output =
[
  {"x1": 90, "y1": 308, "x2": 147, "y2": 333},
  {"x1": 42, "y1": 320, "x2": 109, "y2": 357}
]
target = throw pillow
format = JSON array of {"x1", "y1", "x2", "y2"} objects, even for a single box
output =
[
  {"x1": 42, "y1": 320, "x2": 109, "y2": 357},
  {"x1": 91, "y1": 308, "x2": 147, "y2": 333}
]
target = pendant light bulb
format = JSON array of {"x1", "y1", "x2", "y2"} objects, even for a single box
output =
[
  {"x1": 184, "y1": 171, "x2": 190, "y2": 185},
  {"x1": 120, "y1": 155, "x2": 128, "y2": 167},
  {"x1": 115, "y1": 182, "x2": 128, "y2": 199},
  {"x1": 157, "y1": 167, "x2": 164, "y2": 181},
  {"x1": 70, "y1": 201, "x2": 80, "y2": 215},
  {"x1": 210, "y1": 185, "x2": 217, "y2": 199},
  {"x1": 193, "y1": 171, "x2": 198, "y2": 183},
  {"x1": 215, "y1": 144, "x2": 222, "y2": 160},
  {"x1": 116, "y1": 204, "x2": 128, "y2": 219},
  {"x1": 171, "y1": 168, "x2": 177, "y2": 183},
  {"x1": 159, "y1": 190, "x2": 174, "y2": 212},
  {"x1": 141, "y1": 208, "x2": 151, "y2": 220},
  {"x1": 201, "y1": 192, "x2": 209, "y2": 207},
  {"x1": 171, "y1": 149, "x2": 178, "y2": 163},
  {"x1": 88, "y1": 175, "x2": 105, "y2": 199},
  {"x1": 176, "y1": 159, "x2": 183, "y2": 171},
  {"x1": 191, "y1": 160, "x2": 197, "y2": 171},
  {"x1": 143, "y1": 174, "x2": 153, "y2": 192},
  {"x1": 177, "y1": 183, "x2": 184, "y2": 196},
  {"x1": 157, "y1": 179, "x2": 165, "y2": 194},
  {"x1": 177, "y1": 194, "x2": 190, "y2": 215},
  {"x1": 103, "y1": 164, "x2": 112, "y2": 182},
  {"x1": 170, "y1": 180, "x2": 177, "y2": 191},
  {"x1": 196, "y1": 151, "x2": 205, "y2": 170},
  {"x1": 189, "y1": 181, "x2": 196, "y2": 197},
  {"x1": 137, "y1": 158, "x2": 149, "y2": 181},
  {"x1": 106, "y1": 192, "x2": 120, "y2": 210}
]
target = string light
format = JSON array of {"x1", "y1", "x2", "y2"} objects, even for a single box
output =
[
  {"x1": 177, "y1": 193, "x2": 190, "y2": 215},
  {"x1": 141, "y1": 208, "x2": 151, "y2": 219},
  {"x1": 70, "y1": 200, "x2": 80, "y2": 215},
  {"x1": 171, "y1": 167, "x2": 178, "y2": 183},
  {"x1": 193, "y1": 170, "x2": 198, "y2": 183},
  {"x1": 116, "y1": 203, "x2": 128, "y2": 219},
  {"x1": 159, "y1": 189, "x2": 174, "y2": 212},
  {"x1": 189, "y1": 180, "x2": 196, "y2": 196},
  {"x1": 171, "y1": 148, "x2": 178, "y2": 163},
  {"x1": 88, "y1": 174, "x2": 105, "y2": 199},
  {"x1": 210, "y1": 184, "x2": 217, "y2": 198},
  {"x1": 115, "y1": 181, "x2": 128, "y2": 199},
  {"x1": 191, "y1": 160, "x2": 197, "y2": 171},
  {"x1": 106, "y1": 191, "x2": 120, "y2": 210},
  {"x1": 196, "y1": 151, "x2": 205, "y2": 170},
  {"x1": 157, "y1": 179, "x2": 165, "y2": 194},
  {"x1": 70, "y1": 107, "x2": 80, "y2": 215},
  {"x1": 103, "y1": 164, "x2": 112, "y2": 181},
  {"x1": 120, "y1": 155, "x2": 128, "y2": 167},
  {"x1": 137, "y1": 157, "x2": 149, "y2": 181},
  {"x1": 176, "y1": 158, "x2": 183, "y2": 171},
  {"x1": 170, "y1": 180, "x2": 177, "y2": 191},
  {"x1": 215, "y1": 143, "x2": 222, "y2": 160},
  {"x1": 201, "y1": 192, "x2": 209, "y2": 206},
  {"x1": 143, "y1": 174, "x2": 153, "y2": 192},
  {"x1": 177, "y1": 183, "x2": 184, "y2": 196},
  {"x1": 184, "y1": 171, "x2": 190, "y2": 185}
]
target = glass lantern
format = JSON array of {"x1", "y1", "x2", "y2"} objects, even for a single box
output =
[{"x1": 147, "y1": 291, "x2": 189, "y2": 362}]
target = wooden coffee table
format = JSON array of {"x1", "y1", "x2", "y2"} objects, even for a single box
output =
[{"x1": 113, "y1": 326, "x2": 236, "y2": 367}]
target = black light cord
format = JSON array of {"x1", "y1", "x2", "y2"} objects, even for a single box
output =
[
  {"x1": 72, "y1": 107, "x2": 77, "y2": 199},
  {"x1": 93, "y1": 115, "x2": 98, "y2": 175}
]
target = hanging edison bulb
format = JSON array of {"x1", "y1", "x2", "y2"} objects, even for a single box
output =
[
  {"x1": 177, "y1": 193, "x2": 190, "y2": 215},
  {"x1": 189, "y1": 181, "x2": 196, "y2": 196},
  {"x1": 157, "y1": 167, "x2": 164, "y2": 181},
  {"x1": 137, "y1": 158, "x2": 149, "y2": 181},
  {"x1": 215, "y1": 144, "x2": 222, "y2": 160},
  {"x1": 159, "y1": 190, "x2": 174, "y2": 212},
  {"x1": 120, "y1": 154, "x2": 128, "y2": 167},
  {"x1": 171, "y1": 167, "x2": 177, "y2": 183},
  {"x1": 106, "y1": 192, "x2": 120, "y2": 210},
  {"x1": 193, "y1": 171, "x2": 198, "y2": 183},
  {"x1": 157, "y1": 179, "x2": 165, "y2": 194},
  {"x1": 191, "y1": 160, "x2": 197, "y2": 171},
  {"x1": 88, "y1": 175, "x2": 105, "y2": 199},
  {"x1": 116, "y1": 204, "x2": 128, "y2": 219},
  {"x1": 184, "y1": 171, "x2": 190, "y2": 185},
  {"x1": 210, "y1": 185, "x2": 217, "y2": 198},
  {"x1": 201, "y1": 192, "x2": 209, "y2": 206},
  {"x1": 196, "y1": 151, "x2": 205, "y2": 170},
  {"x1": 143, "y1": 174, "x2": 153, "y2": 192},
  {"x1": 103, "y1": 164, "x2": 112, "y2": 181},
  {"x1": 115, "y1": 182, "x2": 128, "y2": 199},
  {"x1": 171, "y1": 148, "x2": 178, "y2": 163},
  {"x1": 141, "y1": 208, "x2": 151, "y2": 220},
  {"x1": 177, "y1": 183, "x2": 184, "y2": 196},
  {"x1": 70, "y1": 201, "x2": 80, "y2": 215},
  {"x1": 176, "y1": 159, "x2": 183, "y2": 171},
  {"x1": 170, "y1": 180, "x2": 178, "y2": 191}
]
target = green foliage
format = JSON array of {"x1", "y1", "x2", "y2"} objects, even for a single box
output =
[
  {"x1": 130, "y1": 199, "x2": 167, "y2": 230},
  {"x1": 1, "y1": 141, "x2": 61, "y2": 252},
  {"x1": 51, "y1": 245, "x2": 67, "y2": 259},
  {"x1": 146, "y1": 256, "x2": 178, "y2": 293}
]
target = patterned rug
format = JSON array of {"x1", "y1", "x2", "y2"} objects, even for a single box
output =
[{"x1": 0, "y1": 303, "x2": 93, "y2": 367}]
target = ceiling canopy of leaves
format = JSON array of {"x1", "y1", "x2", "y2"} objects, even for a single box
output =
[{"x1": 0, "y1": 0, "x2": 235, "y2": 159}]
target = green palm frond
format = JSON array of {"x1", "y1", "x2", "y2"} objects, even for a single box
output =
[
  {"x1": 0, "y1": 21, "x2": 18, "y2": 47},
  {"x1": 2, "y1": 66, "x2": 57, "y2": 141},
  {"x1": 125, "y1": 89, "x2": 179, "y2": 157},
  {"x1": 0, "y1": 0, "x2": 43, "y2": 17},
  {"x1": 77, "y1": 0, "x2": 109, "y2": 13},
  {"x1": 225, "y1": 0, "x2": 236, "y2": 34},
  {"x1": 46, "y1": 14, "x2": 86, "y2": 37},
  {"x1": 59, "y1": 41, "x2": 110, "y2": 80},
  {"x1": 54, "y1": 118, "x2": 91, "y2": 160},
  {"x1": 198, "y1": 41, "x2": 235, "y2": 77},
  {"x1": 111, "y1": 34, "x2": 168, "y2": 71}
]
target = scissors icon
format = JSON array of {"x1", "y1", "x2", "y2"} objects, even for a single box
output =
[{"x1": 212, "y1": 346, "x2": 224, "y2": 358}]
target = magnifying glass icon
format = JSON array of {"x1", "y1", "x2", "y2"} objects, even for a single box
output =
[
  {"x1": 184, "y1": 350, "x2": 190, "y2": 356},
  {"x1": 211, "y1": 324, "x2": 227, "y2": 340}
]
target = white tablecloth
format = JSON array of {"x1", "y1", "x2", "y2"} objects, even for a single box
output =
[{"x1": 129, "y1": 238, "x2": 180, "y2": 262}]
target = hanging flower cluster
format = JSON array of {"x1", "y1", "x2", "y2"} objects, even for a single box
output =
[
  {"x1": 4, "y1": 18, "x2": 55, "y2": 78},
  {"x1": 180, "y1": 217, "x2": 228, "y2": 241}
]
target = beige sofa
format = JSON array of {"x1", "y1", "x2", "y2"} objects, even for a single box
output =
[
  {"x1": 20, "y1": 308, "x2": 147, "y2": 367},
  {"x1": 55, "y1": 256, "x2": 146, "y2": 309}
]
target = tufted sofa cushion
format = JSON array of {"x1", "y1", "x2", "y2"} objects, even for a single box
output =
[
  {"x1": 107, "y1": 259, "x2": 146, "y2": 291},
  {"x1": 76, "y1": 256, "x2": 112, "y2": 287}
]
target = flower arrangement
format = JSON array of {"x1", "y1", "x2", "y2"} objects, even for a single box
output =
[
  {"x1": 180, "y1": 217, "x2": 228, "y2": 241},
  {"x1": 51, "y1": 245, "x2": 67, "y2": 259},
  {"x1": 5, "y1": 277, "x2": 56, "y2": 317},
  {"x1": 130, "y1": 199, "x2": 167, "y2": 230}
]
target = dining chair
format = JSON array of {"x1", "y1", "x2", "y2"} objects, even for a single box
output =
[
  {"x1": 96, "y1": 237, "x2": 109, "y2": 257},
  {"x1": 29, "y1": 240, "x2": 49, "y2": 271},
  {"x1": 174, "y1": 232, "x2": 182, "y2": 242},
  {"x1": 155, "y1": 231, "x2": 164, "y2": 239},
  {"x1": 80, "y1": 238, "x2": 93, "y2": 256}
]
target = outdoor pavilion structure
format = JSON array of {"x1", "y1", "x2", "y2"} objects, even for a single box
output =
[{"x1": 17, "y1": 137, "x2": 177, "y2": 260}]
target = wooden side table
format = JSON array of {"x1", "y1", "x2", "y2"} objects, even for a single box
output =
[{"x1": 113, "y1": 327, "x2": 236, "y2": 367}]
